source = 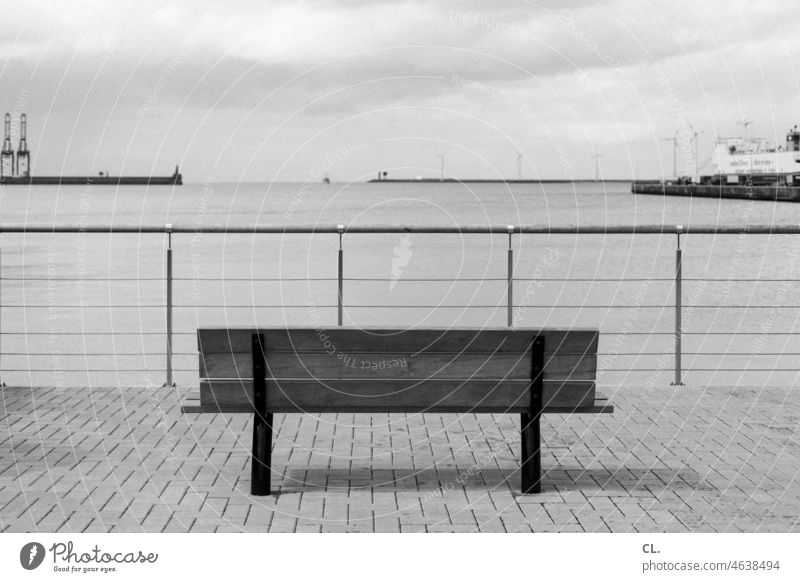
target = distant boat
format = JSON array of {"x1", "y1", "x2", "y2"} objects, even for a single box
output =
[{"x1": 322, "y1": 174, "x2": 330, "y2": 184}]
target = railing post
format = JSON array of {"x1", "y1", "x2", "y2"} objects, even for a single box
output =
[
  {"x1": 0, "y1": 246, "x2": 4, "y2": 388},
  {"x1": 672, "y1": 225, "x2": 684, "y2": 386},
  {"x1": 507, "y1": 225, "x2": 514, "y2": 327},
  {"x1": 165, "y1": 224, "x2": 174, "y2": 387},
  {"x1": 337, "y1": 224, "x2": 343, "y2": 327}
]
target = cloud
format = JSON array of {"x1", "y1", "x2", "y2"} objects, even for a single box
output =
[{"x1": 0, "y1": 0, "x2": 798, "y2": 179}]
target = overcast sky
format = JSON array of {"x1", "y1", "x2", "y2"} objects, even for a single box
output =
[{"x1": 1, "y1": 0, "x2": 799, "y2": 181}]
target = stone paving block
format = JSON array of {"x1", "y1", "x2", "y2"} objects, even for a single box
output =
[
  {"x1": 428, "y1": 524, "x2": 479, "y2": 533},
  {"x1": 83, "y1": 519, "x2": 112, "y2": 533},
  {"x1": 374, "y1": 517, "x2": 401, "y2": 532},
  {"x1": 110, "y1": 521, "x2": 145, "y2": 533},
  {"x1": 163, "y1": 516, "x2": 192, "y2": 533},
  {"x1": 61, "y1": 515, "x2": 95, "y2": 533}
]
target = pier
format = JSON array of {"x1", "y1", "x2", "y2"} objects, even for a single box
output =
[
  {"x1": 369, "y1": 178, "x2": 632, "y2": 184},
  {"x1": 632, "y1": 179, "x2": 800, "y2": 202}
]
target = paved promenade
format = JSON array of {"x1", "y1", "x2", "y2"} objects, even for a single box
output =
[{"x1": 1, "y1": 383, "x2": 798, "y2": 533}]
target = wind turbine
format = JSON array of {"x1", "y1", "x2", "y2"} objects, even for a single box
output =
[
  {"x1": 689, "y1": 122, "x2": 704, "y2": 179},
  {"x1": 591, "y1": 144, "x2": 604, "y2": 181},
  {"x1": 662, "y1": 131, "x2": 679, "y2": 180},
  {"x1": 517, "y1": 151, "x2": 523, "y2": 180},
  {"x1": 436, "y1": 153, "x2": 445, "y2": 181}
]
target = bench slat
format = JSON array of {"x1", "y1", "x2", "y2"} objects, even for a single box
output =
[
  {"x1": 182, "y1": 391, "x2": 614, "y2": 415},
  {"x1": 198, "y1": 328, "x2": 598, "y2": 355},
  {"x1": 199, "y1": 351, "x2": 597, "y2": 381},
  {"x1": 199, "y1": 378, "x2": 596, "y2": 413}
]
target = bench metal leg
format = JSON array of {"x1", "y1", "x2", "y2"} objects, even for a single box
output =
[
  {"x1": 251, "y1": 333, "x2": 272, "y2": 496},
  {"x1": 252, "y1": 411, "x2": 273, "y2": 495},
  {"x1": 521, "y1": 335, "x2": 544, "y2": 494},
  {"x1": 520, "y1": 413, "x2": 540, "y2": 493}
]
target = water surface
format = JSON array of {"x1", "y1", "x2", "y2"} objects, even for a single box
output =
[{"x1": 2, "y1": 180, "x2": 799, "y2": 388}]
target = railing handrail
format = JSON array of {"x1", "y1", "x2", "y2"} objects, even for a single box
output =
[{"x1": 1, "y1": 224, "x2": 800, "y2": 234}]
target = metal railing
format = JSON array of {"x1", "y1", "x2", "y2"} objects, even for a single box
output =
[{"x1": 1, "y1": 223, "x2": 799, "y2": 388}]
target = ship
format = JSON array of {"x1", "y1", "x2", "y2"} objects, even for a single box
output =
[
  {"x1": 708, "y1": 127, "x2": 800, "y2": 182},
  {"x1": 632, "y1": 125, "x2": 800, "y2": 201},
  {"x1": 0, "y1": 112, "x2": 182, "y2": 186}
]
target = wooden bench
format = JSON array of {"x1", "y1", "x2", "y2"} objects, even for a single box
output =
[{"x1": 181, "y1": 327, "x2": 613, "y2": 495}]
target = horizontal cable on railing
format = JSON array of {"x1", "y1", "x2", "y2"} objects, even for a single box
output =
[
  {"x1": 2, "y1": 276, "x2": 335, "y2": 282},
  {"x1": 684, "y1": 278, "x2": 800, "y2": 282},
  {"x1": 173, "y1": 305, "x2": 338, "y2": 309},
  {"x1": 0, "y1": 304, "x2": 339, "y2": 309},
  {"x1": 342, "y1": 304, "x2": 667, "y2": 309},
  {"x1": 5, "y1": 330, "x2": 799, "y2": 336},
  {"x1": 661, "y1": 331, "x2": 800, "y2": 335},
  {"x1": 173, "y1": 277, "x2": 338, "y2": 282},
  {"x1": 345, "y1": 277, "x2": 673, "y2": 282},
  {"x1": 0, "y1": 331, "x2": 196, "y2": 336},
  {"x1": 344, "y1": 277, "x2": 507, "y2": 282},
  {"x1": 6, "y1": 354, "x2": 794, "y2": 359},
  {"x1": 2, "y1": 369, "x2": 203, "y2": 373},
  {"x1": 1, "y1": 276, "x2": 165, "y2": 281},
  {"x1": 598, "y1": 352, "x2": 800, "y2": 356},
  {"x1": 597, "y1": 369, "x2": 800, "y2": 373},
  {"x1": 2, "y1": 305, "x2": 165, "y2": 308},
  {"x1": 13, "y1": 367, "x2": 800, "y2": 373},
  {"x1": 1, "y1": 352, "x2": 197, "y2": 356},
  {"x1": 559, "y1": 333, "x2": 796, "y2": 337},
  {"x1": 4, "y1": 354, "x2": 795, "y2": 359},
  {"x1": 517, "y1": 278, "x2": 800, "y2": 283},
  {"x1": 515, "y1": 278, "x2": 674, "y2": 282},
  {"x1": 675, "y1": 305, "x2": 800, "y2": 309}
]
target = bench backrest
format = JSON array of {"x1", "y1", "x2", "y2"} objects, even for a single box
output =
[{"x1": 198, "y1": 327, "x2": 598, "y2": 413}]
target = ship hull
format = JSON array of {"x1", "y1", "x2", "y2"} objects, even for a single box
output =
[
  {"x1": 0, "y1": 174, "x2": 182, "y2": 186},
  {"x1": 632, "y1": 180, "x2": 800, "y2": 202}
]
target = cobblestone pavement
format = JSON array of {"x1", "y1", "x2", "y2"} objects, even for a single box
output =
[{"x1": 1, "y1": 383, "x2": 799, "y2": 533}]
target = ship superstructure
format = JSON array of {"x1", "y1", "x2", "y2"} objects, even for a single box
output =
[{"x1": 710, "y1": 126, "x2": 800, "y2": 183}]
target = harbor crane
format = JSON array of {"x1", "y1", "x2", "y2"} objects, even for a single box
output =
[
  {"x1": 1, "y1": 113, "x2": 13, "y2": 177},
  {"x1": 16, "y1": 113, "x2": 29, "y2": 177}
]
